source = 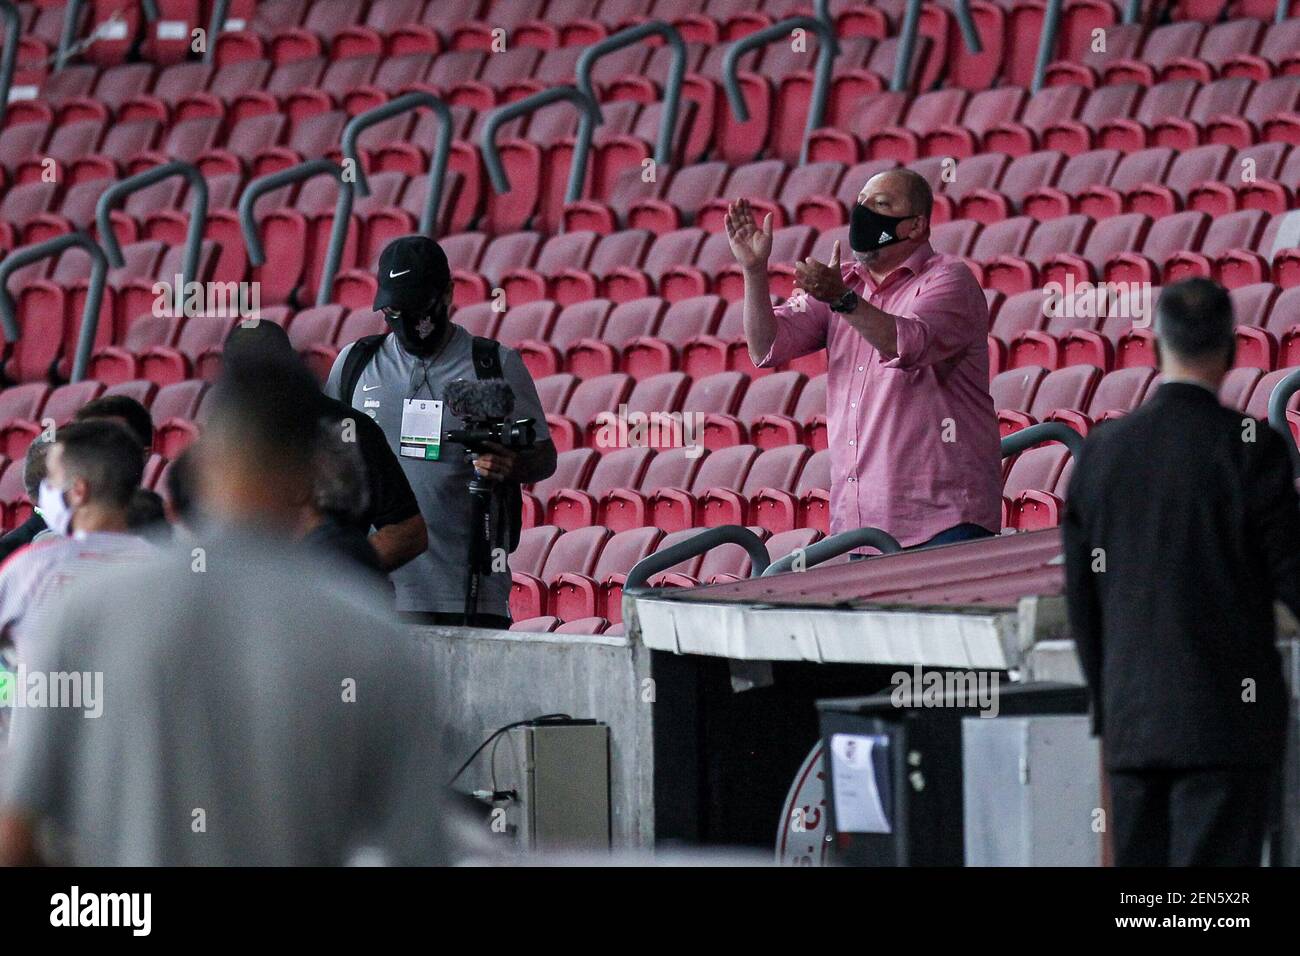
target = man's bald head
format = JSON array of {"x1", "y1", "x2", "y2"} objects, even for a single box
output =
[
  {"x1": 852, "y1": 169, "x2": 933, "y2": 273},
  {"x1": 858, "y1": 169, "x2": 933, "y2": 219}
]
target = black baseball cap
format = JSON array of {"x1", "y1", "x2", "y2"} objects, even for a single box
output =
[{"x1": 373, "y1": 235, "x2": 452, "y2": 313}]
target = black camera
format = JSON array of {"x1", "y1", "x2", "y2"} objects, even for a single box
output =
[
  {"x1": 443, "y1": 378, "x2": 538, "y2": 453},
  {"x1": 447, "y1": 418, "x2": 538, "y2": 453}
]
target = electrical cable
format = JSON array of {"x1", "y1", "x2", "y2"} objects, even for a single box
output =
[{"x1": 448, "y1": 713, "x2": 572, "y2": 786}]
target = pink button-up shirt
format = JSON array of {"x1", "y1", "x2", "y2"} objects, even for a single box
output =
[{"x1": 759, "y1": 242, "x2": 1001, "y2": 547}]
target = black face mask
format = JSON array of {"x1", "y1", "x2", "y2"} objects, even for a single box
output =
[
  {"x1": 387, "y1": 302, "x2": 449, "y2": 358},
  {"x1": 850, "y1": 204, "x2": 917, "y2": 254}
]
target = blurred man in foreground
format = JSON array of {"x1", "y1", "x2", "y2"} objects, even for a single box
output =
[
  {"x1": 224, "y1": 321, "x2": 427, "y2": 572},
  {"x1": 0, "y1": 352, "x2": 448, "y2": 866},
  {"x1": 1064, "y1": 279, "x2": 1298, "y2": 866}
]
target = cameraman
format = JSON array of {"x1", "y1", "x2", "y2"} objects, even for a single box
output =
[{"x1": 327, "y1": 236, "x2": 556, "y2": 628}]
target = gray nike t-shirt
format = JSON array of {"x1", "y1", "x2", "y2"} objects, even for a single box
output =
[{"x1": 326, "y1": 324, "x2": 550, "y2": 616}]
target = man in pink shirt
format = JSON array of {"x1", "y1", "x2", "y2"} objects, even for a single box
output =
[{"x1": 726, "y1": 168, "x2": 1001, "y2": 548}]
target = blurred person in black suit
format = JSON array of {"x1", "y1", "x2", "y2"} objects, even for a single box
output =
[{"x1": 1064, "y1": 278, "x2": 1300, "y2": 866}]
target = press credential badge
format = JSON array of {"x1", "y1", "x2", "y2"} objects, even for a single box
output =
[{"x1": 401, "y1": 398, "x2": 443, "y2": 460}]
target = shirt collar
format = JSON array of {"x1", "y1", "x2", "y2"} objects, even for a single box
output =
[{"x1": 852, "y1": 242, "x2": 937, "y2": 291}]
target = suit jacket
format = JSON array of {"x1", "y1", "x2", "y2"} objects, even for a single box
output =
[{"x1": 1063, "y1": 381, "x2": 1298, "y2": 770}]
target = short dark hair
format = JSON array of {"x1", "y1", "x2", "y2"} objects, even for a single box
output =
[
  {"x1": 22, "y1": 438, "x2": 52, "y2": 499},
  {"x1": 223, "y1": 319, "x2": 296, "y2": 366},
  {"x1": 55, "y1": 420, "x2": 145, "y2": 510},
  {"x1": 1155, "y1": 279, "x2": 1235, "y2": 362},
  {"x1": 126, "y1": 487, "x2": 171, "y2": 541},
  {"x1": 207, "y1": 349, "x2": 323, "y2": 476},
  {"x1": 74, "y1": 395, "x2": 154, "y2": 451},
  {"x1": 312, "y1": 422, "x2": 370, "y2": 522}
]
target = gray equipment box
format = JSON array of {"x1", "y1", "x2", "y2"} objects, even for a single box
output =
[
  {"x1": 962, "y1": 714, "x2": 1102, "y2": 866},
  {"x1": 502, "y1": 721, "x2": 611, "y2": 853}
]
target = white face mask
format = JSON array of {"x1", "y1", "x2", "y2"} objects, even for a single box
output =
[{"x1": 37, "y1": 479, "x2": 73, "y2": 537}]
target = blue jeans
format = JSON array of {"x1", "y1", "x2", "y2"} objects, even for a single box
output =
[
  {"x1": 914, "y1": 522, "x2": 997, "y2": 549},
  {"x1": 848, "y1": 522, "x2": 996, "y2": 561}
]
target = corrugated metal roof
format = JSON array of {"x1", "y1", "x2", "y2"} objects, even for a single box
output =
[{"x1": 656, "y1": 529, "x2": 1064, "y2": 611}]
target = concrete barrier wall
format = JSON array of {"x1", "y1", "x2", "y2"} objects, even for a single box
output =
[{"x1": 410, "y1": 626, "x2": 654, "y2": 849}]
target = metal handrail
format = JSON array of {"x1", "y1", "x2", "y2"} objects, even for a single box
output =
[
  {"x1": 95, "y1": 160, "x2": 208, "y2": 296},
  {"x1": 0, "y1": 1, "x2": 19, "y2": 128},
  {"x1": 1000, "y1": 420, "x2": 1084, "y2": 460},
  {"x1": 952, "y1": 0, "x2": 985, "y2": 54},
  {"x1": 204, "y1": 0, "x2": 229, "y2": 64},
  {"x1": 1031, "y1": 0, "x2": 1065, "y2": 93},
  {"x1": 481, "y1": 85, "x2": 600, "y2": 205},
  {"x1": 0, "y1": 233, "x2": 107, "y2": 383},
  {"x1": 1267, "y1": 366, "x2": 1300, "y2": 472},
  {"x1": 238, "y1": 159, "x2": 353, "y2": 308},
  {"x1": 762, "y1": 527, "x2": 903, "y2": 576},
  {"x1": 624, "y1": 526, "x2": 770, "y2": 592},
  {"x1": 1280, "y1": 0, "x2": 1293, "y2": 24},
  {"x1": 55, "y1": 0, "x2": 87, "y2": 69},
  {"x1": 1122, "y1": 0, "x2": 1142, "y2": 24},
  {"x1": 893, "y1": 0, "x2": 923, "y2": 91},
  {"x1": 575, "y1": 21, "x2": 685, "y2": 167},
  {"x1": 722, "y1": 16, "x2": 838, "y2": 164},
  {"x1": 340, "y1": 91, "x2": 453, "y2": 236}
]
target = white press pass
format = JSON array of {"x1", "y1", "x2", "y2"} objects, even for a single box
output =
[{"x1": 400, "y1": 398, "x2": 443, "y2": 460}]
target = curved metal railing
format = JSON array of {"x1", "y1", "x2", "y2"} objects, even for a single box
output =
[
  {"x1": 0, "y1": 0, "x2": 19, "y2": 129},
  {"x1": 0, "y1": 233, "x2": 107, "y2": 383},
  {"x1": 722, "y1": 17, "x2": 837, "y2": 165},
  {"x1": 481, "y1": 85, "x2": 601, "y2": 205},
  {"x1": 624, "y1": 526, "x2": 770, "y2": 592},
  {"x1": 238, "y1": 159, "x2": 353, "y2": 308},
  {"x1": 95, "y1": 160, "x2": 209, "y2": 297},
  {"x1": 1000, "y1": 420, "x2": 1084, "y2": 460},
  {"x1": 340, "y1": 91, "x2": 453, "y2": 236},
  {"x1": 204, "y1": 0, "x2": 229, "y2": 64},
  {"x1": 575, "y1": 21, "x2": 686, "y2": 168},
  {"x1": 1268, "y1": 366, "x2": 1300, "y2": 472},
  {"x1": 762, "y1": 527, "x2": 903, "y2": 576}
]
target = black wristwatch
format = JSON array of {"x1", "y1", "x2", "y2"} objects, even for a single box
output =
[{"x1": 829, "y1": 289, "x2": 859, "y2": 314}]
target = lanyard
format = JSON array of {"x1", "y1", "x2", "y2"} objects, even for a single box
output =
[{"x1": 407, "y1": 358, "x2": 436, "y2": 401}]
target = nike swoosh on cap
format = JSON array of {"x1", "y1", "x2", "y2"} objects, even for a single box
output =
[
  {"x1": 362, "y1": 384, "x2": 381, "y2": 391},
  {"x1": 389, "y1": 269, "x2": 411, "y2": 278}
]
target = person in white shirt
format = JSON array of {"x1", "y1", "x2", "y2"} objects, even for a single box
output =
[{"x1": 0, "y1": 420, "x2": 152, "y2": 658}]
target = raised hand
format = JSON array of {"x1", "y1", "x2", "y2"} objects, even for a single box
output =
[
  {"x1": 724, "y1": 198, "x2": 773, "y2": 272},
  {"x1": 794, "y1": 240, "x2": 849, "y2": 304}
]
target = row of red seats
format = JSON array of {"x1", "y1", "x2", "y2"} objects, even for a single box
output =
[
  {"x1": 0, "y1": 377, "x2": 209, "y2": 460},
  {"x1": 991, "y1": 364, "x2": 1300, "y2": 439},
  {"x1": 990, "y1": 283, "x2": 1300, "y2": 373},
  {"x1": 1044, "y1": 17, "x2": 1300, "y2": 88},
  {"x1": 507, "y1": 522, "x2": 825, "y2": 623},
  {"x1": 814, "y1": 76, "x2": 1300, "y2": 167}
]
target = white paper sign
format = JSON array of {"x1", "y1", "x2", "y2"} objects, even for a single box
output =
[{"x1": 829, "y1": 733, "x2": 891, "y2": 834}]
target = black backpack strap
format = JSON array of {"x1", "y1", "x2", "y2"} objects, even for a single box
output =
[
  {"x1": 338, "y1": 333, "x2": 389, "y2": 403},
  {"x1": 471, "y1": 335, "x2": 503, "y2": 380}
]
